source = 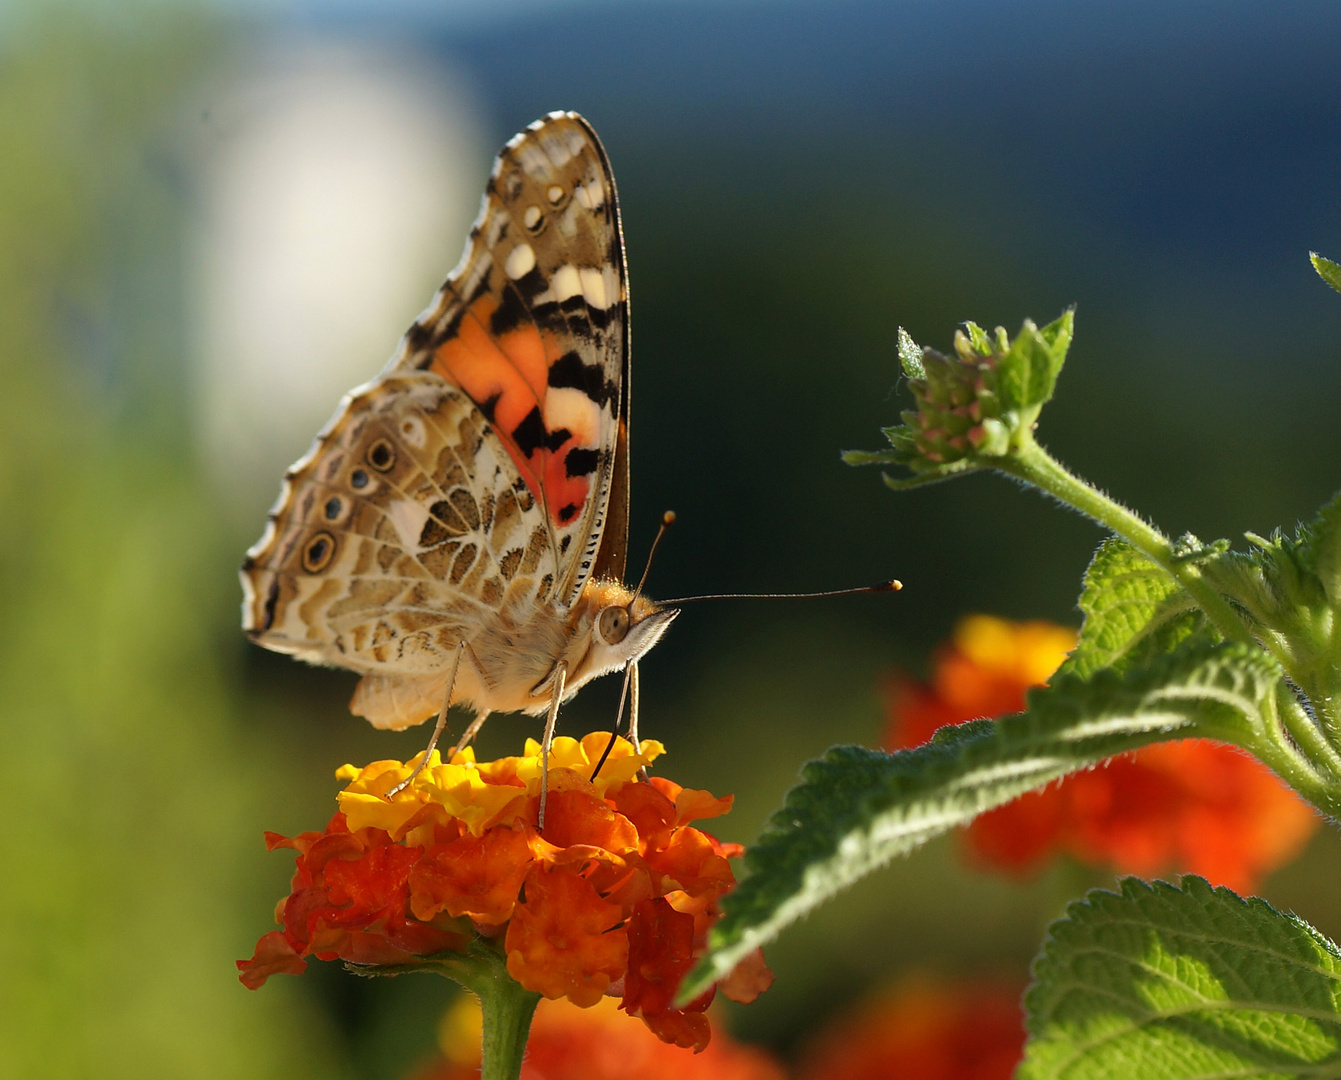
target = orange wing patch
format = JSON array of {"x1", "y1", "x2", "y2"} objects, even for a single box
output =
[{"x1": 432, "y1": 293, "x2": 598, "y2": 528}]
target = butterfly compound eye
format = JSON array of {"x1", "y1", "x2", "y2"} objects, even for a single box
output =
[{"x1": 598, "y1": 606, "x2": 630, "y2": 644}]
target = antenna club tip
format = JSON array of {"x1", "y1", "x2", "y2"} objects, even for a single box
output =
[{"x1": 661, "y1": 510, "x2": 677, "y2": 525}]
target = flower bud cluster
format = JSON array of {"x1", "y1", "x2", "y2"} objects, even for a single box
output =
[{"x1": 891, "y1": 326, "x2": 1010, "y2": 467}]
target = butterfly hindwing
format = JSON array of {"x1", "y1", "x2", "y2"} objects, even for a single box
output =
[{"x1": 241, "y1": 373, "x2": 554, "y2": 676}]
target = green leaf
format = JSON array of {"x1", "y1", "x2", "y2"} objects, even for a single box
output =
[
  {"x1": 682, "y1": 640, "x2": 1278, "y2": 1001},
  {"x1": 1305, "y1": 489, "x2": 1341, "y2": 605},
  {"x1": 1311, "y1": 251, "x2": 1341, "y2": 296},
  {"x1": 839, "y1": 447, "x2": 898, "y2": 467},
  {"x1": 963, "y1": 320, "x2": 994, "y2": 355},
  {"x1": 996, "y1": 309, "x2": 1074, "y2": 412},
  {"x1": 1193, "y1": 519, "x2": 1338, "y2": 710},
  {"x1": 1022, "y1": 876, "x2": 1341, "y2": 1079},
  {"x1": 930, "y1": 717, "x2": 995, "y2": 746},
  {"x1": 896, "y1": 327, "x2": 925, "y2": 378},
  {"x1": 878, "y1": 458, "x2": 979, "y2": 489},
  {"x1": 1037, "y1": 307, "x2": 1075, "y2": 359},
  {"x1": 1060, "y1": 538, "x2": 1207, "y2": 680}
]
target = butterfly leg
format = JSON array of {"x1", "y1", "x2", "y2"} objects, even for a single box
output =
[
  {"x1": 629, "y1": 660, "x2": 649, "y2": 781},
  {"x1": 627, "y1": 660, "x2": 642, "y2": 754},
  {"x1": 386, "y1": 642, "x2": 464, "y2": 798},
  {"x1": 451, "y1": 708, "x2": 493, "y2": 755},
  {"x1": 537, "y1": 660, "x2": 568, "y2": 831}
]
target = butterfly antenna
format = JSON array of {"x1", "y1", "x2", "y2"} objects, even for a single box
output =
[
  {"x1": 631, "y1": 510, "x2": 676, "y2": 603},
  {"x1": 660, "y1": 580, "x2": 902, "y2": 605}
]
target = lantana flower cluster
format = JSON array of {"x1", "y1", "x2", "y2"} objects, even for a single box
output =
[
  {"x1": 885, "y1": 615, "x2": 1319, "y2": 892},
  {"x1": 797, "y1": 975, "x2": 1025, "y2": 1080},
  {"x1": 238, "y1": 734, "x2": 771, "y2": 1051}
]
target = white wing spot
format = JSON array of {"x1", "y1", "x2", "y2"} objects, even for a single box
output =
[
  {"x1": 399, "y1": 415, "x2": 427, "y2": 450},
  {"x1": 385, "y1": 498, "x2": 432, "y2": 553},
  {"x1": 550, "y1": 264, "x2": 582, "y2": 302},
  {"x1": 246, "y1": 516, "x2": 279, "y2": 564},
  {"x1": 483, "y1": 208, "x2": 509, "y2": 246},
  {"x1": 543, "y1": 386, "x2": 600, "y2": 445},
  {"x1": 547, "y1": 184, "x2": 565, "y2": 204},
  {"x1": 240, "y1": 569, "x2": 260, "y2": 629},
  {"x1": 574, "y1": 180, "x2": 605, "y2": 211},
  {"x1": 537, "y1": 131, "x2": 573, "y2": 167},
  {"x1": 579, "y1": 267, "x2": 611, "y2": 310},
  {"x1": 523, "y1": 205, "x2": 542, "y2": 229},
  {"x1": 505, "y1": 243, "x2": 536, "y2": 280},
  {"x1": 515, "y1": 143, "x2": 550, "y2": 179},
  {"x1": 561, "y1": 128, "x2": 587, "y2": 157}
]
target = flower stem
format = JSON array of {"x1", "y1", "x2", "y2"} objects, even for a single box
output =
[
  {"x1": 999, "y1": 442, "x2": 1257, "y2": 651},
  {"x1": 1247, "y1": 684, "x2": 1341, "y2": 818},
  {"x1": 429, "y1": 941, "x2": 541, "y2": 1080},
  {"x1": 996, "y1": 440, "x2": 1341, "y2": 814},
  {"x1": 475, "y1": 970, "x2": 541, "y2": 1080}
]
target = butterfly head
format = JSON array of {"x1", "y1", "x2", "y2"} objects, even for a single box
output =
[{"x1": 572, "y1": 580, "x2": 678, "y2": 684}]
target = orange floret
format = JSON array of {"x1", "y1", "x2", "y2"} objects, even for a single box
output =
[
  {"x1": 505, "y1": 865, "x2": 629, "y2": 1007},
  {"x1": 798, "y1": 975, "x2": 1024, "y2": 1080}
]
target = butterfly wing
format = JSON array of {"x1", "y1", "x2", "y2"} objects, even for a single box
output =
[
  {"x1": 241, "y1": 372, "x2": 552, "y2": 675},
  {"x1": 241, "y1": 113, "x2": 629, "y2": 724},
  {"x1": 390, "y1": 111, "x2": 630, "y2": 601}
]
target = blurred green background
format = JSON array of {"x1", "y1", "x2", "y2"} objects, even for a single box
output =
[{"x1": 4, "y1": 0, "x2": 1341, "y2": 1075}]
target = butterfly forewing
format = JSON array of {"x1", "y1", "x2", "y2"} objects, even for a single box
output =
[{"x1": 390, "y1": 111, "x2": 629, "y2": 604}]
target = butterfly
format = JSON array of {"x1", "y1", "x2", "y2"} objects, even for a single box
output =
[{"x1": 240, "y1": 112, "x2": 677, "y2": 792}]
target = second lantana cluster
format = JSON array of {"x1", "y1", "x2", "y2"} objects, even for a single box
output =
[{"x1": 885, "y1": 614, "x2": 1318, "y2": 891}]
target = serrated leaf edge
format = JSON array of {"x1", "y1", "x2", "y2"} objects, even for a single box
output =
[
  {"x1": 684, "y1": 643, "x2": 1279, "y2": 1000},
  {"x1": 1022, "y1": 876, "x2": 1341, "y2": 1079}
]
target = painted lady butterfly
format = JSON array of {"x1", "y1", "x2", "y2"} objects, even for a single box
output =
[{"x1": 240, "y1": 112, "x2": 676, "y2": 782}]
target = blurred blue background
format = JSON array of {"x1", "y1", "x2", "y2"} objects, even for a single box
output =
[{"x1": 3, "y1": 0, "x2": 1341, "y2": 1075}]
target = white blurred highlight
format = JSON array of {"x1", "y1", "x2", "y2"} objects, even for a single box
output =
[{"x1": 192, "y1": 39, "x2": 488, "y2": 514}]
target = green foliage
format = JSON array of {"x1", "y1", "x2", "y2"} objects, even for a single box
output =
[
  {"x1": 0, "y1": 14, "x2": 349, "y2": 1079},
  {"x1": 1188, "y1": 504, "x2": 1341, "y2": 742},
  {"x1": 682, "y1": 638, "x2": 1280, "y2": 1000},
  {"x1": 1022, "y1": 877, "x2": 1341, "y2": 1079},
  {"x1": 993, "y1": 308, "x2": 1073, "y2": 414},
  {"x1": 702, "y1": 289, "x2": 1341, "y2": 1079},
  {"x1": 1311, "y1": 251, "x2": 1341, "y2": 295},
  {"x1": 843, "y1": 310, "x2": 1074, "y2": 487},
  {"x1": 1059, "y1": 539, "x2": 1206, "y2": 680},
  {"x1": 896, "y1": 325, "x2": 925, "y2": 379},
  {"x1": 1309, "y1": 490, "x2": 1341, "y2": 604}
]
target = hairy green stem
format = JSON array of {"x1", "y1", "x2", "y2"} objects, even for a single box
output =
[
  {"x1": 1244, "y1": 688, "x2": 1341, "y2": 818},
  {"x1": 427, "y1": 941, "x2": 540, "y2": 1080},
  {"x1": 1276, "y1": 684, "x2": 1341, "y2": 782},
  {"x1": 1317, "y1": 691, "x2": 1341, "y2": 751},
  {"x1": 475, "y1": 973, "x2": 540, "y2": 1080},
  {"x1": 994, "y1": 442, "x2": 1341, "y2": 810},
  {"x1": 1001, "y1": 444, "x2": 1257, "y2": 652}
]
